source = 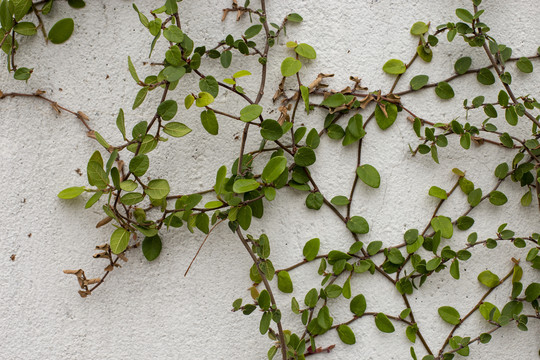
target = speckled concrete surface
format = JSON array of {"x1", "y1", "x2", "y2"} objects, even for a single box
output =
[{"x1": 0, "y1": 1, "x2": 539, "y2": 359}]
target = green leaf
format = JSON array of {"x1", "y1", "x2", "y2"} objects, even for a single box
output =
[
  {"x1": 327, "y1": 124, "x2": 345, "y2": 139},
  {"x1": 157, "y1": 100, "x2": 178, "y2": 121},
  {"x1": 120, "y1": 180, "x2": 137, "y2": 192},
  {"x1": 306, "y1": 192, "x2": 323, "y2": 210},
  {"x1": 281, "y1": 57, "x2": 302, "y2": 77},
  {"x1": 199, "y1": 76, "x2": 219, "y2": 98},
  {"x1": 87, "y1": 161, "x2": 108, "y2": 189},
  {"x1": 116, "y1": 109, "x2": 126, "y2": 139},
  {"x1": 58, "y1": 186, "x2": 85, "y2": 199},
  {"x1": 479, "y1": 302, "x2": 500, "y2": 322},
  {"x1": 505, "y1": 106, "x2": 518, "y2": 126},
  {"x1": 260, "y1": 119, "x2": 283, "y2": 140},
  {"x1": 163, "y1": 122, "x2": 192, "y2": 137},
  {"x1": 48, "y1": 18, "x2": 74, "y2": 44},
  {"x1": 129, "y1": 155, "x2": 149, "y2": 177},
  {"x1": 494, "y1": 163, "x2": 509, "y2": 179},
  {"x1": 220, "y1": 50, "x2": 232, "y2": 68},
  {"x1": 410, "y1": 75, "x2": 429, "y2": 90},
  {"x1": 237, "y1": 205, "x2": 252, "y2": 230},
  {"x1": 356, "y1": 164, "x2": 381, "y2": 188},
  {"x1": 163, "y1": 25, "x2": 183, "y2": 42},
  {"x1": 455, "y1": 8, "x2": 473, "y2": 22},
  {"x1": 120, "y1": 192, "x2": 143, "y2": 205},
  {"x1": 277, "y1": 271, "x2": 293, "y2": 293},
  {"x1": 478, "y1": 270, "x2": 500, "y2": 288},
  {"x1": 489, "y1": 191, "x2": 507, "y2": 206},
  {"x1": 347, "y1": 216, "x2": 369, "y2": 234},
  {"x1": 0, "y1": 0, "x2": 13, "y2": 30},
  {"x1": 429, "y1": 186, "x2": 447, "y2": 200},
  {"x1": 305, "y1": 288, "x2": 318, "y2": 308},
  {"x1": 233, "y1": 70, "x2": 251, "y2": 78},
  {"x1": 498, "y1": 90, "x2": 509, "y2": 107},
  {"x1": 195, "y1": 92, "x2": 214, "y2": 107},
  {"x1": 240, "y1": 104, "x2": 263, "y2": 122},
  {"x1": 127, "y1": 56, "x2": 140, "y2": 83},
  {"x1": 325, "y1": 284, "x2": 342, "y2": 298},
  {"x1": 431, "y1": 216, "x2": 453, "y2": 239},
  {"x1": 350, "y1": 294, "x2": 367, "y2": 316},
  {"x1": 300, "y1": 85, "x2": 310, "y2": 113},
  {"x1": 142, "y1": 234, "x2": 162, "y2": 261},
  {"x1": 367, "y1": 241, "x2": 382, "y2": 256},
  {"x1": 306, "y1": 128, "x2": 320, "y2": 149},
  {"x1": 438, "y1": 306, "x2": 461, "y2": 325},
  {"x1": 404, "y1": 229, "x2": 419, "y2": 244},
  {"x1": 416, "y1": 45, "x2": 432, "y2": 63},
  {"x1": 303, "y1": 238, "x2": 320, "y2": 261},
  {"x1": 524, "y1": 283, "x2": 540, "y2": 302},
  {"x1": 145, "y1": 179, "x2": 170, "y2": 199},
  {"x1": 454, "y1": 57, "x2": 472, "y2": 75},
  {"x1": 435, "y1": 82, "x2": 455, "y2": 99},
  {"x1": 331, "y1": 196, "x2": 349, "y2": 206},
  {"x1": 375, "y1": 313, "x2": 395, "y2": 333},
  {"x1": 516, "y1": 57, "x2": 533, "y2": 73},
  {"x1": 244, "y1": 24, "x2": 262, "y2": 39},
  {"x1": 110, "y1": 228, "x2": 130, "y2": 254},
  {"x1": 200, "y1": 110, "x2": 218, "y2": 135},
  {"x1": 262, "y1": 156, "x2": 287, "y2": 183},
  {"x1": 133, "y1": 87, "x2": 149, "y2": 110},
  {"x1": 521, "y1": 190, "x2": 532, "y2": 207},
  {"x1": 294, "y1": 147, "x2": 316, "y2": 167},
  {"x1": 337, "y1": 325, "x2": 356, "y2": 345},
  {"x1": 374, "y1": 102, "x2": 398, "y2": 130},
  {"x1": 233, "y1": 179, "x2": 260, "y2": 193},
  {"x1": 14, "y1": 67, "x2": 32, "y2": 81},
  {"x1": 163, "y1": 65, "x2": 186, "y2": 82},
  {"x1": 382, "y1": 59, "x2": 406, "y2": 75},
  {"x1": 14, "y1": 22, "x2": 37, "y2": 36},
  {"x1": 12, "y1": 0, "x2": 31, "y2": 21},
  {"x1": 456, "y1": 216, "x2": 474, "y2": 230},
  {"x1": 286, "y1": 13, "x2": 303, "y2": 22},
  {"x1": 321, "y1": 93, "x2": 347, "y2": 108},
  {"x1": 484, "y1": 104, "x2": 498, "y2": 118},
  {"x1": 164, "y1": 0, "x2": 177, "y2": 14},
  {"x1": 477, "y1": 68, "x2": 495, "y2": 85},
  {"x1": 295, "y1": 43, "x2": 316, "y2": 59},
  {"x1": 410, "y1": 21, "x2": 428, "y2": 35},
  {"x1": 467, "y1": 188, "x2": 482, "y2": 207},
  {"x1": 450, "y1": 259, "x2": 460, "y2": 279}
]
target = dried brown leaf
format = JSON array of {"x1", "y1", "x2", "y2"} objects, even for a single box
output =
[{"x1": 96, "y1": 217, "x2": 112, "y2": 228}]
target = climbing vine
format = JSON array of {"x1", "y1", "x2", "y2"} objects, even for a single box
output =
[{"x1": 1, "y1": 0, "x2": 539, "y2": 359}]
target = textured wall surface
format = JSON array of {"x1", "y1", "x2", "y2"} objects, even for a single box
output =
[{"x1": 0, "y1": 1, "x2": 539, "y2": 359}]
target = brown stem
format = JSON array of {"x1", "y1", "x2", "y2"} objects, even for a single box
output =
[
  {"x1": 437, "y1": 265, "x2": 515, "y2": 357},
  {"x1": 236, "y1": 228, "x2": 287, "y2": 360}
]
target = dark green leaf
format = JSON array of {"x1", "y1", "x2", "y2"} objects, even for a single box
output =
[
  {"x1": 142, "y1": 234, "x2": 162, "y2": 261},
  {"x1": 337, "y1": 325, "x2": 356, "y2": 345},
  {"x1": 356, "y1": 164, "x2": 381, "y2": 188},
  {"x1": 410, "y1": 75, "x2": 429, "y2": 90},
  {"x1": 294, "y1": 147, "x2": 316, "y2": 167},
  {"x1": 347, "y1": 216, "x2": 369, "y2": 234},
  {"x1": 48, "y1": 18, "x2": 74, "y2": 44},
  {"x1": 435, "y1": 82, "x2": 455, "y2": 99},
  {"x1": 454, "y1": 57, "x2": 472, "y2": 74},
  {"x1": 374, "y1": 313, "x2": 395, "y2": 333}
]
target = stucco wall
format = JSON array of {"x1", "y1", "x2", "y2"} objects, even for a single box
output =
[{"x1": 1, "y1": 1, "x2": 539, "y2": 359}]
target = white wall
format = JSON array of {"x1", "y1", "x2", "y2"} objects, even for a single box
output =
[{"x1": 0, "y1": 1, "x2": 538, "y2": 359}]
